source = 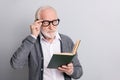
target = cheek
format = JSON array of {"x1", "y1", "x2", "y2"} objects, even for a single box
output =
[
  {"x1": 49, "y1": 26, "x2": 57, "y2": 31},
  {"x1": 41, "y1": 27, "x2": 47, "y2": 31},
  {"x1": 53, "y1": 27, "x2": 57, "y2": 30}
]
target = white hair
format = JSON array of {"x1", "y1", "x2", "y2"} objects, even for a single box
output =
[{"x1": 35, "y1": 5, "x2": 57, "y2": 21}]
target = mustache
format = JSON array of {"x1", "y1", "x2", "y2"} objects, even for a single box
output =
[{"x1": 47, "y1": 30, "x2": 56, "y2": 33}]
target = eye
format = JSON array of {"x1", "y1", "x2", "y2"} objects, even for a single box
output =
[
  {"x1": 52, "y1": 19, "x2": 60, "y2": 25},
  {"x1": 42, "y1": 21, "x2": 50, "y2": 26},
  {"x1": 43, "y1": 21, "x2": 49, "y2": 24}
]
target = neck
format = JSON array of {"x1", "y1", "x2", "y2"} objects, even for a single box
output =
[{"x1": 45, "y1": 37, "x2": 55, "y2": 43}]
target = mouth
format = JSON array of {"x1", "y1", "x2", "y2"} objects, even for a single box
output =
[{"x1": 47, "y1": 30, "x2": 55, "y2": 33}]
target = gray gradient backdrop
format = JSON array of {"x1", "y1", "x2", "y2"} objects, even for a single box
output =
[{"x1": 0, "y1": 0, "x2": 120, "y2": 80}]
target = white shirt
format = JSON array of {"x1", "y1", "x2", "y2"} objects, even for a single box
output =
[{"x1": 40, "y1": 33, "x2": 64, "y2": 80}]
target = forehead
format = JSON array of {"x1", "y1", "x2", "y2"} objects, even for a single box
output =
[{"x1": 40, "y1": 9, "x2": 58, "y2": 20}]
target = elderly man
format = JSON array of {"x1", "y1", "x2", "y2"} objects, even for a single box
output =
[{"x1": 10, "y1": 6, "x2": 83, "y2": 80}]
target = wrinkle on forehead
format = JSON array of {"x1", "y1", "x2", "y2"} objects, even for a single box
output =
[{"x1": 40, "y1": 8, "x2": 58, "y2": 20}]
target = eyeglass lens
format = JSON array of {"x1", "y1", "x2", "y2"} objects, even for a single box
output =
[{"x1": 41, "y1": 19, "x2": 60, "y2": 27}]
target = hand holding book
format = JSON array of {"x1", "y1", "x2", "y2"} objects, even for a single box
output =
[
  {"x1": 58, "y1": 62, "x2": 73, "y2": 75},
  {"x1": 47, "y1": 40, "x2": 81, "y2": 68}
]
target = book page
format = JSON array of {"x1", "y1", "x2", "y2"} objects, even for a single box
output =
[
  {"x1": 72, "y1": 40, "x2": 81, "y2": 54},
  {"x1": 53, "y1": 40, "x2": 81, "y2": 55}
]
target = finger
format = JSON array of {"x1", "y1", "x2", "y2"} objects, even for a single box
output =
[
  {"x1": 61, "y1": 65, "x2": 70, "y2": 70},
  {"x1": 35, "y1": 19, "x2": 43, "y2": 24},
  {"x1": 67, "y1": 63, "x2": 73, "y2": 67},
  {"x1": 33, "y1": 22, "x2": 42, "y2": 28},
  {"x1": 60, "y1": 65, "x2": 68, "y2": 69},
  {"x1": 31, "y1": 22, "x2": 41, "y2": 29},
  {"x1": 30, "y1": 24, "x2": 39, "y2": 31},
  {"x1": 58, "y1": 67, "x2": 71, "y2": 74},
  {"x1": 58, "y1": 67, "x2": 66, "y2": 71},
  {"x1": 30, "y1": 24, "x2": 35, "y2": 29}
]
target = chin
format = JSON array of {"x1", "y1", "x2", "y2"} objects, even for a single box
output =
[
  {"x1": 44, "y1": 32, "x2": 56, "y2": 39},
  {"x1": 41, "y1": 30, "x2": 56, "y2": 39}
]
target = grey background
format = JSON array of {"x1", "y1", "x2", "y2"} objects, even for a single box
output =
[{"x1": 0, "y1": 0, "x2": 120, "y2": 80}]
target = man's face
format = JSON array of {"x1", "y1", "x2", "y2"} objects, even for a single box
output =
[{"x1": 40, "y1": 9, "x2": 59, "y2": 39}]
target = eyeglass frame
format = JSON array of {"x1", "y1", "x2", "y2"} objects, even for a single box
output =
[{"x1": 36, "y1": 18, "x2": 60, "y2": 27}]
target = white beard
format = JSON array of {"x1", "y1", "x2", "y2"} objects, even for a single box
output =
[{"x1": 41, "y1": 30, "x2": 56, "y2": 39}]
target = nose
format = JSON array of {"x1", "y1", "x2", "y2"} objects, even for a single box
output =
[{"x1": 48, "y1": 22, "x2": 54, "y2": 29}]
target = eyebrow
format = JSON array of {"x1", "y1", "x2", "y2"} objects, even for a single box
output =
[{"x1": 42, "y1": 19, "x2": 59, "y2": 21}]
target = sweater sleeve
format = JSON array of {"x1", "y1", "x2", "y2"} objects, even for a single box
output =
[{"x1": 10, "y1": 35, "x2": 36, "y2": 69}]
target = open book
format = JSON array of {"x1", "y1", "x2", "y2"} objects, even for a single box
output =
[{"x1": 47, "y1": 40, "x2": 81, "y2": 68}]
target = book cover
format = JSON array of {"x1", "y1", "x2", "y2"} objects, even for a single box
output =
[{"x1": 47, "y1": 40, "x2": 81, "y2": 68}]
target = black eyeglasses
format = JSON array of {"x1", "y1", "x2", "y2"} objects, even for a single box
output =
[{"x1": 41, "y1": 19, "x2": 60, "y2": 27}]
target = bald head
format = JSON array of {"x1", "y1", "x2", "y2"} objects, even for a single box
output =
[{"x1": 35, "y1": 6, "x2": 58, "y2": 21}]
